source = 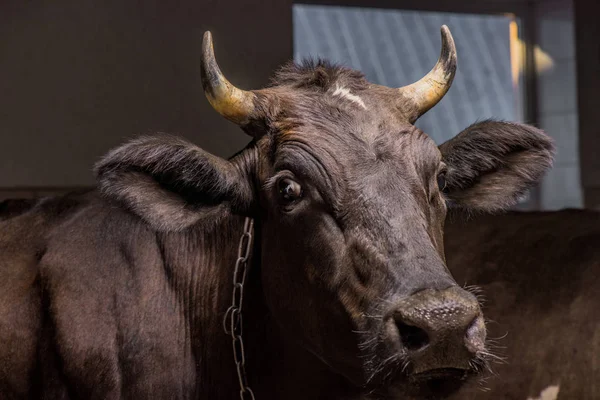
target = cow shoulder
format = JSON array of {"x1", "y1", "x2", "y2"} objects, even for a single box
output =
[
  {"x1": 0, "y1": 192, "x2": 92, "y2": 397},
  {"x1": 38, "y1": 194, "x2": 196, "y2": 397}
]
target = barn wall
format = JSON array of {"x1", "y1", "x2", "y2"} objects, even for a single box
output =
[{"x1": 0, "y1": 0, "x2": 293, "y2": 197}]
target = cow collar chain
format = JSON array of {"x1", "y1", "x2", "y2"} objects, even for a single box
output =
[{"x1": 223, "y1": 217, "x2": 256, "y2": 400}]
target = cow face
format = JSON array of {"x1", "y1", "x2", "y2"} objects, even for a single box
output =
[{"x1": 96, "y1": 27, "x2": 554, "y2": 398}]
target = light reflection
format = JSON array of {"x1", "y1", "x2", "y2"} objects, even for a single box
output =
[{"x1": 509, "y1": 19, "x2": 554, "y2": 86}]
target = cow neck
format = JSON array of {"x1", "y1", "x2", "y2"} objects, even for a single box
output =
[
  {"x1": 161, "y1": 213, "x2": 264, "y2": 399},
  {"x1": 164, "y1": 214, "x2": 359, "y2": 399}
]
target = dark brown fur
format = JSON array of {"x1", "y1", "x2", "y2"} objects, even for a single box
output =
[
  {"x1": 0, "y1": 198, "x2": 39, "y2": 221},
  {"x1": 444, "y1": 209, "x2": 600, "y2": 400},
  {"x1": 0, "y1": 61, "x2": 554, "y2": 399}
]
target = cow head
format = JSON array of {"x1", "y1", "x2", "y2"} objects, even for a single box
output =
[{"x1": 96, "y1": 27, "x2": 554, "y2": 398}]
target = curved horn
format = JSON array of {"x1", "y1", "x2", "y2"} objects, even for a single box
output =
[
  {"x1": 400, "y1": 25, "x2": 457, "y2": 122},
  {"x1": 201, "y1": 31, "x2": 256, "y2": 125}
]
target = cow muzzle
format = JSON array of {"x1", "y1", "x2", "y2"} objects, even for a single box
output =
[{"x1": 387, "y1": 286, "x2": 486, "y2": 376}]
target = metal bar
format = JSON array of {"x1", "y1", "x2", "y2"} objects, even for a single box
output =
[{"x1": 520, "y1": 1, "x2": 542, "y2": 210}]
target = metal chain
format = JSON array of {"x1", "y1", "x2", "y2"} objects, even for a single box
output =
[{"x1": 223, "y1": 217, "x2": 256, "y2": 400}]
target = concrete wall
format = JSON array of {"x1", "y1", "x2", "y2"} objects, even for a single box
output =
[{"x1": 0, "y1": 0, "x2": 293, "y2": 196}]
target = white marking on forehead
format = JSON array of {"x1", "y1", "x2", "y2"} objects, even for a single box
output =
[
  {"x1": 527, "y1": 385, "x2": 560, "y2": 400},
  {"x1": 332, "y1": 84, "x2": 367, "y2": 109}
]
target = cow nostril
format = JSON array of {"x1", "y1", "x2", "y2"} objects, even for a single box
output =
[{"x1": 397, "y1": 321, "x2": 430, "y2": 351}]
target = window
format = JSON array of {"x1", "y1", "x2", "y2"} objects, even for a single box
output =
[{"x1": 293, "y1": 5, "x2": 523, "y2": 145}]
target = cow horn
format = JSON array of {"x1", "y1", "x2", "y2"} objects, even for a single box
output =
[
  {"x1": 201, "y1": 31, "x2": 256, "y2": 125},
  {"x1": 399, "y1": 25, "x2": 457, "y2": 122}
]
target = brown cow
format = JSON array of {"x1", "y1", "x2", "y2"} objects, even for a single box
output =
[
  {"x1": 445, "y1": 209, "x2": 600, "y2": 400},
  {"x1": 0, "y1": 27, "x2": 554, "y2": 399}
]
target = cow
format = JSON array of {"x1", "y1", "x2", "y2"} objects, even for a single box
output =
[
  {"x1": 0, "y1": 26, "x2": 554, "y2": 399},
  {"x1": 444, "y1": 209, "x2": 600, "y2": 400}
]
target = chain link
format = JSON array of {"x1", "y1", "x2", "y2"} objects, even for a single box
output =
[{"x1": 224, "y1": 217, "x2": 256, "y2": 400}]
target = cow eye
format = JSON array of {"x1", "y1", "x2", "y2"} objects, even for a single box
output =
[
  {"x1": 278, "y1": 178, "x2": 303, "y2": 203},
  {"x1": 437, "y1": 172, "x2": 448, "y2": 193}
]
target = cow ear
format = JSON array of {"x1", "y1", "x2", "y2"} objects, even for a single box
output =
[
  {"x1": 95, "y1": 135, "x2": 255, "y2": 232},
  {"x1": 439, "y1": 120, "x2": 555, "y2": 211}
]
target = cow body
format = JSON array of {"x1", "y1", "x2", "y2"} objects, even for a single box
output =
[
  {"x1": 0, "y1": 192, "x2": 360, "y2": 399},
  {"x1": 1, "y1": 192, "x2": 206, "y2": 398},
  {"x1": 0, "y1": 27, "x2": 556, "y2": 399},
  {"x1": 445, "y1": 209, "x2": 600, "y2": 400}
]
